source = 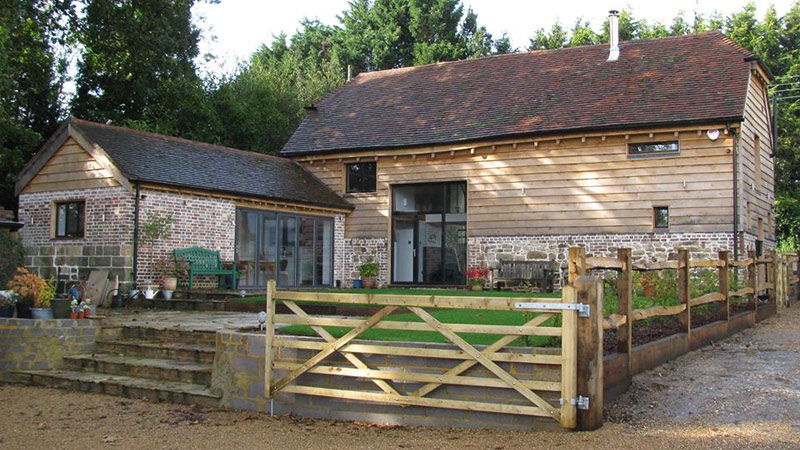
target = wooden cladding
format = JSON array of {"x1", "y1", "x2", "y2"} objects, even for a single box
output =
[
  {"x1": 300, "y1": 129, "x2": 735, "y2": 239},
  {"x1": 22, "y1": 137, "x2": 121, "y2": 193}
]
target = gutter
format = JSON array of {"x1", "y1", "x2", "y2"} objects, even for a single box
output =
[{"x1": 132, "y1": 180, "x2": 141, "y2": 288}]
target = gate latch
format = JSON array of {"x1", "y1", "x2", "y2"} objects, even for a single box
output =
[{"x1": 560, "y1": 396, "x2": 590, "y2": 410}]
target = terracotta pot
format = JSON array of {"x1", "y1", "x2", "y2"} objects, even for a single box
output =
[
  {"x1": 643, "y1": 283, "x2": 656, "y2": 298},
  {"x1": 78, "y1": 310, "x2": 85, "y2": 319},
  {"x1": 162, "y1": 277, "x2": 178, "y2": 291},
  {"x1": 69, "y1": 311, "x2": 78, "y2": 319},
  {"x1": 83, "y1": 308, "x2": 90, "y2": 318},
  {"x1": 362, "y1": 277, "x2": 375, "y2": 289}
]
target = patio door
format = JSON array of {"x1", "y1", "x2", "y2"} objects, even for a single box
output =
[
  {"x1": 391, "y1": 182, "x2": 467, "y2": 285},
  {"x1": 236, "y1": 209, "x2": 333, "y2": 289}
]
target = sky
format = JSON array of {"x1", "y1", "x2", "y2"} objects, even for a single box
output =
[{"x1": 192, "y1": 0, "x2": 796, "y2": 75}]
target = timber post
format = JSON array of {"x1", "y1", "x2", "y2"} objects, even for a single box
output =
[
  {"x1": 264, "y1": 279, "x2": 276, "y2": 398},
  {"x1": 748, "y1": 250, "x2": 757, "y2": 313},
  {"x1": 677, "y1": 249, "x2": 691, "y2": 337},
  {"x1": 768, "y1": 249, "x2": 777, "y2": 307},
  {"x1": 568, "y1": 247, "x2": 586, "y2": 285},
  {"x1": 616, "y1": 248, "x2": 633, "y2": 381},
  {"x1": 574, "y1": 275, "x2": 604, "y2": 431},
  {"x1": 718, "y1": 251, "x2": 730, "y2": 322}
]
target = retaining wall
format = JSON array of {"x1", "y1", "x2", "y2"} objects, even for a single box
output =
[
  {"x1": 0, "y1": 318, "x2": 100, "y2": 381},
  {"x1": 211, "y1": 331, "x2": 562, "y2": 430}
]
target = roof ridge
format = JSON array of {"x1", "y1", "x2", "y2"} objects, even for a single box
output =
[{"x1": 68, "y1": 117, "x2": 288, "y2": 163}]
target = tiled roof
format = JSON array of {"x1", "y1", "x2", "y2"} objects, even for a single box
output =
[
  {"x1": 68, "y1": 119, "x2": 351, "y2": 210},
  {"x1": 282, "y1": 32, "x2": 756, "y2": 156}
]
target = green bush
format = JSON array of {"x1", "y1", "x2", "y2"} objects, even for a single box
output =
[{"x1": 0, "y1": 230, "x2": 24, "y2": 288}]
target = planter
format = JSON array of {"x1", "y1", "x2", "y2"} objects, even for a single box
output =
[
  {"x1": 112, "y1": 295, "x2": 125, "y2": 308},
  {"x1": 69, "y1": 311, "x2": 78, "y2": 319},
  {"x1": 31, "y1": 307, "x2": 53, "y2": 320},
  {"x1": 0, "y1": 305, "x2": 14, "y2": 318},
  {"x1": 83, "y1": 308, "x2": 91, "y2": 318},
  {"x1": 469, "y1": 284, "x2": 484, "y2": 291},
  {"x1": 162, "y1": 290, "x2": 174, "y2": 300},
  {"x1": 51, "y1": 298, "x2": 71, "y2": 319},
  {"x1": 352, "y1": 279, "x2": 363, "y2": 289},
  {"x1": 16, "y1": 302, "x2": 32, "y2": 319},
  {"x1": 162, "y1": 277, "x2": 178, "y2": 291},
  {"x1": 362, "y1": 277, "x2": 376, "y2": 289}
]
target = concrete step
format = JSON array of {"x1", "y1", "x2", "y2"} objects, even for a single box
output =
[
  {"x1": 119, "y1": 326, "x2": 217, "y2": 347},
  {"x1": 139, "y1": 298, "x2": 226, "y2": 311},
  {"x1": 97, "y1": 339, "x2": 215, "y2": 363},
  {"x1": 64, "y1": 354, "x2": 212, "y2": 385},
  {"x1": 15, "y1": 370, "x2": 220, "y2": 407}
]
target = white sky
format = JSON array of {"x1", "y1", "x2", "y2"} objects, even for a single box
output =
[{"x1": 193, "y1": 0, "x2": 796, "y2": 75}]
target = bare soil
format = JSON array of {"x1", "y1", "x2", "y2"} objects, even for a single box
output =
[{"x1": 2, "y1": 307, "x2": 799, "y2": 449}]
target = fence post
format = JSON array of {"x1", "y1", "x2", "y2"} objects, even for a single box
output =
[
  {"x1": 264, "y1": 279, "x2": 276, "y2": 398},
  {"x1": 776, "y1": 253, "x2": 785, "y2": 309},
  {"x1": 796, "y1": 251, "x2": 800, "y2": 303},
  {"x1": 616, "y1": 248, "x2": 633, "y2": 377},
  {"x1": 748, "y1": 250, "x2": 757, "y2": 313},
  {"x1": 718, "y1": 250, "x2": 730, "y2": 322},
  {"x1": 677, "y1": 249, "x2": 691, "y2": 338},
  {"x1": 568, "y1": 247, "x2": 586, "y2": 285},
  {"x1": 768, "y1": 249, "x2": 777, "y2": 307},
  {"x1": 574, "y1": 275, "x2": 604, "y2": 431}
]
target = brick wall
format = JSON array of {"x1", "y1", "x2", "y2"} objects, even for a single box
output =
[
  {"x1": 0, "y1": 318, "x2": 99, "y2": 381},
  {"x1": 136, "y1": 188, "x2": 236, "y2": 288},
  {"x1": 211, "y1": 331, "x2": 560, "y2": 430},
  {"x1": 18, "y1": 186, "x2": 135, "y2": 290}
]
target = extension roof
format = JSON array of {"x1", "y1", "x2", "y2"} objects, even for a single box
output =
[
  {"x1": 17, "y1": 118, "x2": 352, "y2": 210},
  {"x1": 282, "y1": 31, "x2": 761, "y2": 156}
]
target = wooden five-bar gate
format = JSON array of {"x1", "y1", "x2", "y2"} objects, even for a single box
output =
[{"x1": 262, "y1": 278, "x2": 604, "y2": 430}]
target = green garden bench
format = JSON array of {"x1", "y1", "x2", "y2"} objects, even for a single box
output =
[{"x1": 174, "y1": 248, "x2": 236, "y2": 290}]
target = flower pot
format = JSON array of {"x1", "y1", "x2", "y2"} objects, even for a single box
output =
[
  {"x1": 78, "y1": 310, "x2": 85, "y2": 319},
  {"x1": 162, "y1": 277, "x2": 178, "y2": 291},
  {"x1": 352, "y1": 279, "x2": 363, "y2": 289},
  {"x1": 69, "y1": 311, "x2": 78, "y2": 319},
  {"x1": 469, "y1": 284, "x2": 484, "y2": 291},
  {"x1": 15, "y1": 302, "x2": 32, "y2": 319},
  {"x1": 31, "y1": 307, "x2": 53, "y2": 320},
  {"x1": 162, "y1": 290, "x2": 173, "y2": 300},
  {"x1": 0, "y1": 305, "x2": 14, "y2": 318},
  {"x1": 83, "y1": 308, "x2": 90, "y2": 318},
  {"x1": 50, "y1": 298, "x2": 71, "y2": 319},
  {"x1": 362, "y1": 277, "x2": 375, "y2": 289},
  {"x1": 643, "y1": 283, "x2": 656, "y2": 298}
]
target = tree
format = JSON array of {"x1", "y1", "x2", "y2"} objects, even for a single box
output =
[
  {"x1": 0, "y1": 0, "x2": 73, "y2": 210},
  {"x1": 71, "y1": 0, "x2": 203, "y2": 126},
  {"x1": 528, "y1": 22, "x2": 568, "y2": 50},
  {"x1": 569, "y1": 18, "x2": 599, "y2": 47}
]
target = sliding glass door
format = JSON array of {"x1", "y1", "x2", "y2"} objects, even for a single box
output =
[
  {"x1": 236, "y1": 209, "x2": 333, "y2": 289},
  {"x1": 391, "y1": 182, "x2": 467, "y2": 285}
]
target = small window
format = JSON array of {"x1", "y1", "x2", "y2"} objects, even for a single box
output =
[
  {"x1": 628, "y1": 141, "x2": 679, "y2": 157},
  {"x1": 346, "y1": 162, "x2": 376, "y2": 193},
  {"x1": 653, "y1": 206, "x2": 669, "y2": 229},
  {"x1": 55, "y1": 201, "x2": 85, "y2": 238}
]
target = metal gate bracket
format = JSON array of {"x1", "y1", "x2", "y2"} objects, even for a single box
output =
[
  {"x1": 560, "y1": 396, "x2": 590, "y2": 410},
  {"x1": 514, "y1": 302, "x2": 591, "y2": 318}
]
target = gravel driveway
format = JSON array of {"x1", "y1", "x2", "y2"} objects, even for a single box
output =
[{"x1": 1, "y1": 307, "x2": 798, "y2": 450}]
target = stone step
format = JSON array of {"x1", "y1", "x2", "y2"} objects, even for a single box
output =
[
  {"x1": 97, "y1": 339, "x2": 215, "y2": 363},
  {"x1": 119, "y1": 326, "x2": 217, "y2": 347},
  {"x1": 139, "y1": 298, "x2": 226, "y2": 311},
  {"x1": 64, "y1": 354, "x2": 212, "y2": 385},
  {"x1": 15, "y1": 370, "x2": 220, "y2": 407}
]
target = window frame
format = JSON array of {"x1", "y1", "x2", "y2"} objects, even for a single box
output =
[
  {"x1": 53, "y1": 200, "x2": 86, "y2": 239},
  {"x1": 653, "y1": 206, "x2": 669, "y2": 230},
  {"x1": 345, "y1": 161, "x2": 377, "y2": 194},
  {"x1": 627, "y1": 140, "x2": 680, "y2": 159}
]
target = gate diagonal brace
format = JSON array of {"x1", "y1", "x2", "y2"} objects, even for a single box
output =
[{"x1": 514, "y1": 302, "x2": 590, "y2": 318}]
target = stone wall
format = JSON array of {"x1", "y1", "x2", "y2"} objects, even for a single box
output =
[
  {"x1": 18, "y1": 186, "x2": 136, "y2": 290},
  {"x1": 136, "y1": 189, "x2": 236, "y2": 288},
  {"x1": 211, "y1": 331, "x2": 560, "y2": 430},
  {"x1": 340, "y1": 237, "x2": 388, "y2": 287},
  {"x1": 0, "y1": 318, "x2": 99, "y2": 382}
]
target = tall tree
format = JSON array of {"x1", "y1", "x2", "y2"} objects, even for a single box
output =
[
  {"x1": 71, "y1": 0, "x2": 203, "y2": 126},
  {"x1": 528, "y1": 22, "x2": 568, "y2": 50},
  {"x1": 0, "y1": 0, "x2": 73, "y2": 210}
]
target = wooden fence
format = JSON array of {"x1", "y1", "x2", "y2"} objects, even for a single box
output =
[
  {"x1": 571, "y1": 247, "x2": 799, "y2": 399},
  {"x1": 263, "y1": 278, "x2": 605, "y2": 430}
]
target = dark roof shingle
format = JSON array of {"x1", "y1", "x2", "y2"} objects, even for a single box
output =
[
  {"x1": 282, "y1": 32, "x2": 756, "y2": 156},
  {"x1": 69, "y1": 119, "x2": 351, "y2": 210}
]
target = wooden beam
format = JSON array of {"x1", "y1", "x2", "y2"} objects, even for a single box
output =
[
  {"x1": 574, "y1": 275, "x2": 603, "y2": 431},
  {"x1": 264, "y1": 280, "x2": 276, "y2": 398},
  {"x1": 560, "y1": 285, "x2": 578, "y2": 430},
  {"x1": 585, "y1": 256, "x2": 624, "y2": 270},
  {"x1": 568, "y1": 247, "x2": 586, "y2": 285},
  {"x1": 616, "y1": 248, "x2": 633, "y2": 366},
  {"x1": 630, "y1": 304, "x2": 687, "y2": 322},
  {"x1": 719, "y1": 251, "x2": 730, "y2": 321},
  {"x1": 603, "y1": 314, "x2": 627, "y2": 330},
  {"x1": 688, "y1": 292, "x2": 726, "y2": 307},
  {"x1": 678, "y1": 249, "x2": 691, "y2": 336}
]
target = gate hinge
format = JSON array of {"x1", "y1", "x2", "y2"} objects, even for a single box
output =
[
  {"x1": 514, "y1": 302, "x2": 591, "y2": 318},
  {"x1": 559, "y1": 396, "x2": 590, "y2": 410}
]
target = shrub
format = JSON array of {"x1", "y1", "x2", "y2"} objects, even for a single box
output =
[
  {"x1": 358, "y1": 260, "x2": 379, "y2": 278},
  {"x1": 6, "y1": 268, "x2": 55, "y2": 307},
  {"x1": 0, "y1": 230, "x2": 24, "y2": 288}
]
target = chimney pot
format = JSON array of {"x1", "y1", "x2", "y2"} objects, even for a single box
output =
[{"x1": 608, "y1": 10, "x2": 620, "y2": 62}]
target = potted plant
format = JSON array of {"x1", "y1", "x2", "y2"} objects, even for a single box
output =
[
  {"x1": 82, "y1": 299, "x2": 92, "y2": 318},
  {"x1": 222, "y1": 261, "x2": 247, "y2": 289},
  {"x1": 69, "y1": 299, "x2": 79, "y2": 319},
  {"x1": 0, "y1": 290, "x2": 17, "y2": 318},
  {"x1": 466, "y1": 265, "x2": 489, "y2": 291},
  {"x1": 153, "y1": 257, "x2": 189, "y2": 294},
  {"x1": 6, "y1": 268, "x2": 55, "y2": 319},
  {"x1": 358, "y1": 260, "x2": 379, "y2": 289}
]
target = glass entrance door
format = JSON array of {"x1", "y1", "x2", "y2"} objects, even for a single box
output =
[{"x1": 391, "y1": 182, "x2": 467, "y2": 285}]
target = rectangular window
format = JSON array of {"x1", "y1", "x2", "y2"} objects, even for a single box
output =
[
  {"x1": 754, "y1": 135, "x2": 762, "y2": 190},
  {"x1": 346, "y1": 162, "x2": 377, "y2": 193},
  {"x1": 55, "y1": 201, "x2": 85, "y2": 238},
  {"x1": 628, "y1": 141, "x2": 679, "y2": 157},
  {"x1": 653, "y1": 206, "x2": 669, "y2": 229}
]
